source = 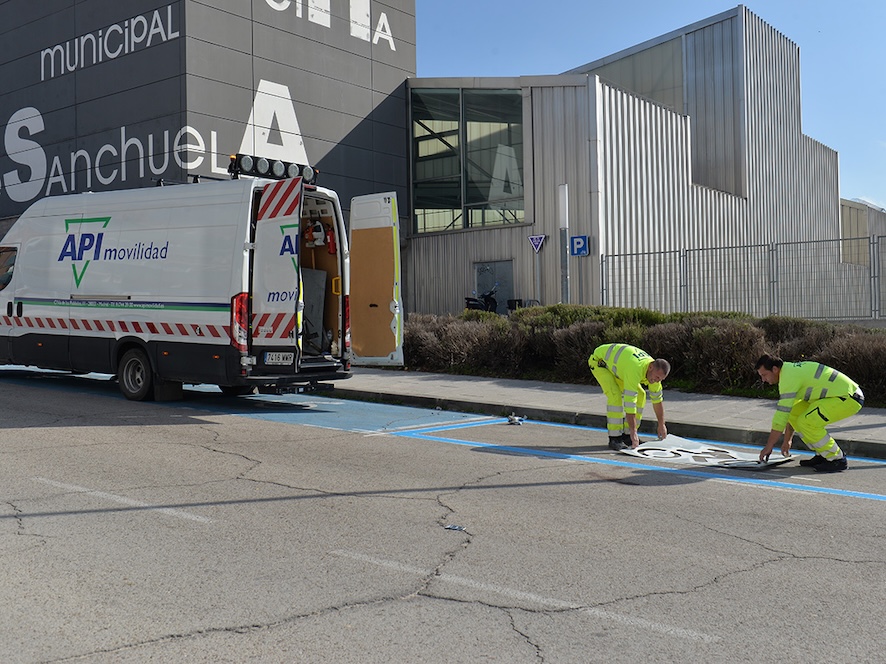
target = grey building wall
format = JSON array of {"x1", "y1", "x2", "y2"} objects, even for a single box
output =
[
  {"x1": 0, "y1": 0, "x2": 415, "y2": 223},
  {"x1": 842, "y1": 199, "x2": 886, "y2": 240}
]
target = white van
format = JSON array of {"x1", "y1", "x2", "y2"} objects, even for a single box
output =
[{"x1": 0, "y1": 154, "x2": 358, "y2": 400}]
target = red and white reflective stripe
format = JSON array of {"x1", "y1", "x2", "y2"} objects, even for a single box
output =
[
  {"x1": 252, "y1": 313, "x2": 296, "y2": 339},
  {"x1": 258, "y1": 178, "x2": 302, "y2": 220},
  {"x1": 0, "y1": 317, "x2": 229, "y2": 339},
  {"x1": 1, "y1": 315, "x2": 293, "y2": 340}
]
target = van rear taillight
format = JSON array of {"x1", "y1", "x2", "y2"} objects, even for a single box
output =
[{"x1": 231, "y1": 292, "x2": 249, "y2": 351}]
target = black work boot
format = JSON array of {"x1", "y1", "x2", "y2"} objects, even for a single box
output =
[
  {"x1": 608, "y1": 437, "x2": 627, "y2": 451},
  {"x1": 799, "y1": 454, "x2": 825, "y2": 467},
  {"x1": 812, "y1": 456, "x2": 848, "y2": 473}
]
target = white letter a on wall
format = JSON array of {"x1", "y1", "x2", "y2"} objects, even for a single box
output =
[{"x1": 239, "y1": 80, "x2": 310, "y2": 165}]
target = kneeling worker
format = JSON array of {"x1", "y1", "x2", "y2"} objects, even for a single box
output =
[
  {"x1": 589, "y1": 343, "x2": 671, "y2": 450},
  {"x1": 756, "y1": 354, "x2": 863, "y2": 472}
]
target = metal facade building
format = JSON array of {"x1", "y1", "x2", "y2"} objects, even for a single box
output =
[{"x1": 405, "y1": 6, "x2": 856, "y2": 317}]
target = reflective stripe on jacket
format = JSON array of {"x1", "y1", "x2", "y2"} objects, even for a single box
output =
[{"x1": 590, "y1": 343, "x2": 663, "y2": 413}]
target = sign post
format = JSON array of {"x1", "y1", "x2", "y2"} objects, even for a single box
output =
[
  {"x1": 558, "y1": 184, "x2": 569, "y2": 304},
  {"x1": 570, "y1": 235, "x2": 589, "y2": 304}
]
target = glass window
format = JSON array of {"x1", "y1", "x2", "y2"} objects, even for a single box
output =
[
  {"x1": 0, "y1": 247, "x2": 16, "y2": 291},
  {"x1": 411, "y1": 88, "x2": 525, "y2": 233},
  {"x1": 464, "y1": 89, "x2": 524, "y2": 228},
  {"x1": 412, "y1": 89, "x2": 462, "y2": 233}
]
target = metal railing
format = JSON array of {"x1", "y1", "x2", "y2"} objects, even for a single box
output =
[{"x1": 602, "y1": 236, "x2": 885, "y2": 320}]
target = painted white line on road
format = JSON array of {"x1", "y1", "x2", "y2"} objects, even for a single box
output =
[
  {"x1": 361, "y1": 416, "x2": 498, "y2": 437},
  {"x1": 33, "y1": 478, "x2": 213, "y2": 523},
  {"x1": 331, "y1": 549, "x2": 719, "y2": 643}
]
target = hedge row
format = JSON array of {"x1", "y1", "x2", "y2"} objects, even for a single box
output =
[{"x1": 402, "y1": 305, "x2": 886, "y2": 406}]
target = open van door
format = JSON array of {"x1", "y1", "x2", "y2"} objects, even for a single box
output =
[
  {"x1": 348, "y1": 192, "x2": 404, "y2": 366},
  {"x1": 251, "y1": 177, "x2": 305, "y2": 375},
  {"x1": 0, "y1": 245, "x2": 17, "y2": 362}
]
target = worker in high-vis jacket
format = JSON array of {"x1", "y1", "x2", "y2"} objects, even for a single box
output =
[
  {"x1": 755, "y1": 354, "x2": 864, "y2": 472},
  {"x1": 589, "y1": 343, "x2": 671, "y2": 451}
]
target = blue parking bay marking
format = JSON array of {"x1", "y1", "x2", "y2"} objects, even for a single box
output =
[
  {"x1": 393, "y1": 419, "x2": 886, "y2": 504},
  {"x1": 185, "y1": 388, "x2": 498, "y2": 433}
]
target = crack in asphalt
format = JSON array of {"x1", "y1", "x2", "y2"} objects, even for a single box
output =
[{"x1": 505, "y1": 608, "x2": 546, "y2": 662}]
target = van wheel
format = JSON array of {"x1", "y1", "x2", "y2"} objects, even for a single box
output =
[
  {"x1": 218, "y1": 385, "x2": 256, "y2": 396},
  {"x1": 118, "y1": 349, "x2": 153, "y2": 401}
]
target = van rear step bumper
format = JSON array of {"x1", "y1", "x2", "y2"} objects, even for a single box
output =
[
  {"x1": 257, "y1": 382, "x2": 334, "y2": 395},
  {"x1": 245, "y1": 369, "x2": 351, "y2": 395}
]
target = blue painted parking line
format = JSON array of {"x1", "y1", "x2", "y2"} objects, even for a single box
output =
[
  {"x1": 393, "y1": 425, "x2": 886, "y2": 503},
  {"x1": 496, "y1": 419, "x2": 886, "y2": 464}
]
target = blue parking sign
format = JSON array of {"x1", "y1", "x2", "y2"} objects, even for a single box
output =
[{"x1": 570, "y1": 235, "x2": 589, "y2": 256}]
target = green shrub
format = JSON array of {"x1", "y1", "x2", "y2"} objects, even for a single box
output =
[
  {"x1": 512, "y1": 319, "x2": 556, "y2": 376},
  {"x1": 402, "y1": 305, "x2": 886, "y2": 405},
  {"x1": 686, "y1": 320, "x2": 766, "y2": 390},
  {"x1": 756, "y1": 315, "x2": 815, "y2": 343},
  {"x1": 670, "y1": 310, "x2": 754, "y2": 322},
  {"x1": 404, "y1": 314, "x2": 525, "y2": 377},
  {"x1": 600, "y1": 323, "x2": 645, "y2": 348},
  {"x1": 553, "y1": 320, "x2": 606, "y2": 382},
  {"x1": 641, "y1": 322, "x2": 695, "y2": 381},
  {"x1": 816, "y1": 332, "x2": 886, "y2": 402},
  {"x1": 403, "y1": 314, "x2": 458, "y2": 371}
]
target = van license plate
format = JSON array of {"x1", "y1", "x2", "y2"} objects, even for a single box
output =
[{"x1": 265, "y1": 352, "x2": 294, "y2": 365}]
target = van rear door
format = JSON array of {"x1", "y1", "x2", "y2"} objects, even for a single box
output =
[
  {"x1": 251, "y1": 177, "x2": 305, "y2": 374},
  {"x1": 348, "y1": 192, "x2": 404, "y2": 366}
]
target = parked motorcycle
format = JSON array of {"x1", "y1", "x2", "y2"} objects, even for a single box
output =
[{"x1": 465, "y1": 283, "x2": 498, "y2": 312}]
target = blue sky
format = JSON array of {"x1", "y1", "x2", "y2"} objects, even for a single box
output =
[{"x1": 416, "y1": 1, "x2": 885, "y2": 209}]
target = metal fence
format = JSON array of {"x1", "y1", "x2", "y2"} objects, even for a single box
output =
[{"x1": 602, "y1": 236, "x2": 885, "y2": 320}]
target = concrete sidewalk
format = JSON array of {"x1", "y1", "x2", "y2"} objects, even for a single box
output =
[{"x1": 332, "y1": 368, "x2": 886, "y2": 461}]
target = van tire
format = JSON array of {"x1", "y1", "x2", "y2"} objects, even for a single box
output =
[{"x1": 119, "y1": 349, "x2": 153, "y2": 401}]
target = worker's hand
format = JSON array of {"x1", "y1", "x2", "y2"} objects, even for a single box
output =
[
  {"x1": 657, "y1": 423, "x2": 668, "y2": 440},
  {"x1": 759, "y1": 442, "x2": 775, "y2": 463},
  {"x1": 629, "y1": 431, "x2": 641, "y2": 449},
  {"x1": 780, "y1": 438, "x2": 792, "y2": 458}
]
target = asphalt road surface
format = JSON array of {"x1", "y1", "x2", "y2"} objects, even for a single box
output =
[{"x1": 1, "y1": 369, "x2": 884, "y2": 663}]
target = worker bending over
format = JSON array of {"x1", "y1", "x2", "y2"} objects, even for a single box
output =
[
  {"x1": 756, "y1": 354, "x2": 863, "y2": 472},
  {"x1": 589, "y1": 343, "x2": 670, "y2": 450}
]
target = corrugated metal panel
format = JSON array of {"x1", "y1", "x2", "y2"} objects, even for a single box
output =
[
  {"x1": 405, "y1": 226, "x2": 548, "y2": 314},
  {"x1": 684, "y1": 15, "x2": 744, "y2": 195},
  {"x1": 599, "y1": 7, "x2": 840, "y2": 253},
  {"x1": 528, "y1": 82, "x2": 594, "y2": 306}
]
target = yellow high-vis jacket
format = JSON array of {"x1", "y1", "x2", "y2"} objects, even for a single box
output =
[
  {"x1": 772, "y1": 362, "x2": 860, "y2": 432},
  {"x1": 590, "y1": 343, "x2": 663, "y2": 414}
]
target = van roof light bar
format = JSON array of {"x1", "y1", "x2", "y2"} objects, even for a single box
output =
[{"x1": 228, "y1": 153, "x2": 318, "y2": 185}]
